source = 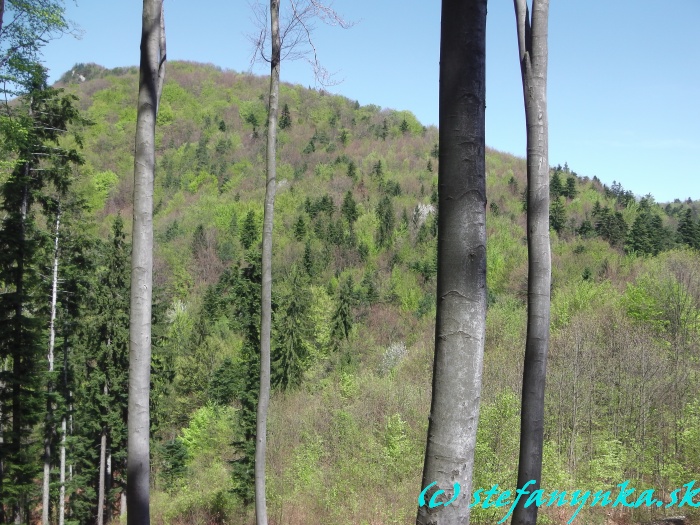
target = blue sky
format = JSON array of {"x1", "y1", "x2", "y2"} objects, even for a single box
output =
[{"x1": 42, "y1": 1, "x2": 699, "y2": 203}]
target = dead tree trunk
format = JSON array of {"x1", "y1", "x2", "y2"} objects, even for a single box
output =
[{"x1": 43, "y1": 208, "x2": 60, "y2": 525}]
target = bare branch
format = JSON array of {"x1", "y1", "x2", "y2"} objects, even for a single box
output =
[
  {"x1": 513, "y1": 0, "x2": 528, "y2": 63},
  {"x1": 156, "y1": 1, "x2": 166, "y2": 113},
  {"x1": 246, "y1": 0, "x2": 354, "y2": 86}
]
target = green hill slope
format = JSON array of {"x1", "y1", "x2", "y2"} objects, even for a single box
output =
[{"x1": 58, "y1": 61, "x2": 700, "y2": 525}]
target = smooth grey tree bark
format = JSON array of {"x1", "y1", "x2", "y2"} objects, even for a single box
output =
[
  {"x1": 255, "y1": 2, "x2": 280, "y2": 525},
  {"x1": 127, "y1": 1, "x2": 165, "y2": 524},
  {"x1": 511, "y1": 1, "x2": 550, "y2": 525},
  {"x1": 250, "y1": 3, "x2": 349, "y2": 523},
  {"x1": 416, "y1": 1, "x2": 487, "y2": 524}
]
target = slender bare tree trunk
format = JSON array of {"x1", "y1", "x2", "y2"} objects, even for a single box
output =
[
  {"x1": 106, "y1": 451, "x2": 112, "y2": 524},
  {"x1": 127, "y1": 1, "x2": 165, "y2": 524},
  {"x1": 98, "y1": 382, "x2": 108, "y2": 525},
  {"x1": 255, "y1": 2, "x2": 280, "y2": 524},
  {"x1": 43, "y1": 209, "x2": 60, "y2": 525},
  {"x1": 59, "y1": 412, "x2": 66, "y2": 525},
  {"x1": 511, "y1": 1, "x2": 550, "y2": 524},
  {"x1": 416, "y1": 1, "x2": 487, "y2": 524}
]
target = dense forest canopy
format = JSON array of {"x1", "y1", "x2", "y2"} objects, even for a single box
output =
[{"x1": 0, "y1": 59, "x2": 699, "y2": 524}]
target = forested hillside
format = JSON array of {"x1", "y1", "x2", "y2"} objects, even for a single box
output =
[{"x1": 3, "y1": 61, "x2": 700, "y2": 524}]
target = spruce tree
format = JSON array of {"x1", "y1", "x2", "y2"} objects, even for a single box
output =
[
  {"x1": 677, "y1": 208, "x2": 698, "y2": 249},
  {"x1": 549, "y1": 196, "x2": 566, "y2": 234},
  {"x1": 279, "y1": 103, "x2": 292, "y2": 129},
  {"x1": 331, "y1": 277, "x2": 354, "y2": 347},
  {"x1": 71, "y1": 217, "x2": 130, "y2": 524},
  {"x1": 341, "y1": 191, "x2": 359, "y2": 226},
  {"x1": 272, "y1": 268, "x2": 312, "y2": 390},
  {"x1": 240, "y1": 210, "x2": 258, "y2": 250},
  {"x1": 0, "y1": 65, "x2": 86, "y2": 522},
  {"x1": 564, "y1": 175, "x2": 577, "y2": 199},
  {"x1": 376, "y1": 196, "x2": 395, "y2": 248},
  {"x1": 550, "y1": 171, "x2": 562, "y2": 198}
]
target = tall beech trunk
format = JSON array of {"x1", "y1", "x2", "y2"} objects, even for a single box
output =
[
  {"x1": 127, "y1": 1, "x2": 165, "y2": 524},
  {"x1": 416, "y1": 1, "x2": 487, "y2": 523},
  {"x1": 511, "y1": 1, "x2": 550, "y2": 525},
  {"x1": 255, "y1": 2, "x2": 280, "y2": 524},
  {"x1": 43, "y1": 208, "x2": 61, "y2": 525}
]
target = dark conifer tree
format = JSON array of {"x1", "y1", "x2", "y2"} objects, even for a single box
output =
[
  {"x1": 293, "y1": 216, "x2": 306, "y2": 241},
  {"x1": 0, "y1": 65, "x2": 86, "y2": 522},
  {"x1": 549, "y1": 197, "x2": 566, "y2": 234},
  {"x1": 564, "y1": 176, "x2": 577, "y2": 199},
  {"x1": 240, "y1": 210, "x2": 258, "y2": 250},
  {"x1": 331, "y1": 277, "x2": 354, "y2": 346},
  {"x1": 677, "y1": 208, "x2": 698, "y2": 249},
  {"x1": 376, "y1": 196, "x2": 395, "y2": 248},
  {"x1": 71, "y1": 217, "x2": 130, "y2": 524},
  {"x1": 341, "y1": 191, "x2": 359, "y2": 226},
  {"x1": 279, "y1": 103, "x2": 292, "y2": 129},
  {"x1": 550, "y1": 171, "x2": 562, "y2": 198},
  {"x1": 272, "y1": 268, "x2": 312, "y2": 390}
]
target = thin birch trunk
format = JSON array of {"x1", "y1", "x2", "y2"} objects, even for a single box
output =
[
  {"x1": 127, "y1": 1, "x2": 165, "y2": 524},
  {"x1": 416, "y1": 1, "x2": 487, "y2": 523},
  {"x1": 59, "y1": 413, "x2": 66, "y2": 525},
  {"x1": 106, "y1": 451, "x2": 112, "y2": 524},
  {"x1": 255, "y1": 2, "x2": 280, "y2": 524},
  {"x1": 511, "y1": 1, "x2": 550, "y2": 524},
  {"x1": 43, "y1": 208, "x2": 60, "y2": 525},
  {"x1": 98, "y1": 383, "x2": 108, "y2": 525}
]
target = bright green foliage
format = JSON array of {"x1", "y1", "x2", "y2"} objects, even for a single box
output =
[
  {"x1": 10, "y1": 61, "x2": 700, "y2": 525},
  {"x1": 383, "y1": 413, "x2": 415, "y2": 478},
  {"x1": 0, "y1": 1, "x2": 70, "y2": 92}
]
